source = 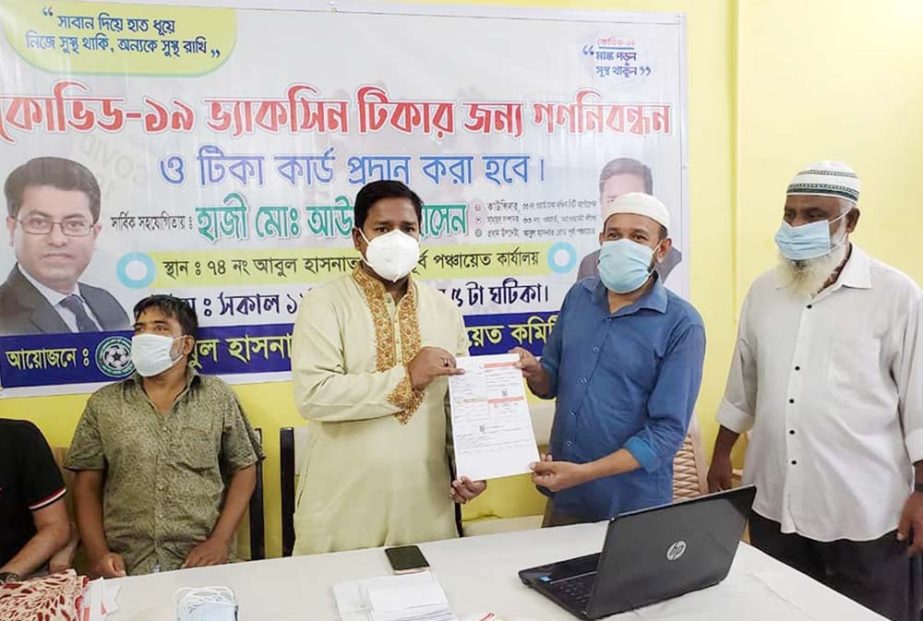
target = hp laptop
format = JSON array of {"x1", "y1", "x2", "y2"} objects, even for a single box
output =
[{"x1": 519, "y1": 485, "x2": 757, "y2": 620}]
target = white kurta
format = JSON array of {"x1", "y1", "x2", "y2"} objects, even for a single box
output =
[
  {"x1": 718, "y1": 246, "x2": 923, "y2": 541},
  {"x1": 291, "y1": 268, "x2": 468, "y2": 554}
]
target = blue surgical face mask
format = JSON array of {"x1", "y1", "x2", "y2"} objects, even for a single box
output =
[
  {"x1": 176, "y1": 587, "x2": 238, "y2": 621},
  {"x1": 598, "y1": 239, "x2": 655, "y2": 293},
  {"x1": 774, "y1": 210, "x2": 850, "y2": 261}
]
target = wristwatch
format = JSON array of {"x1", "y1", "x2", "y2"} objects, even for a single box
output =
[{"x1": 0, "y1": 571, "x2": 21, "y2": 584}]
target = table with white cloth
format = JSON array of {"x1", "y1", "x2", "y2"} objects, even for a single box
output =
[{"x1": 108, "y1": 522, "x2": 886, "y2": 620}]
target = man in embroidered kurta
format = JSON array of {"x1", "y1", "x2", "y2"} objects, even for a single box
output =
[{"x1": 291, "y1": 181, "x2": 486, "y2": 555}]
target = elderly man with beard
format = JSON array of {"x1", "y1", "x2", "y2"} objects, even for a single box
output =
[{"x1": 707, "y1": 161, "x2": 923, "y2": 621}]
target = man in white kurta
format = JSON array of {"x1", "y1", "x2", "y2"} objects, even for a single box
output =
[
  {"x1": 707, "y1": 161, "x2": 923, "y2": 621},
  {"x1": 291, "y1": 180, "x2": 483, "y2": 555}
]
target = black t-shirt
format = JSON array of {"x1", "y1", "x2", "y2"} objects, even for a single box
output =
[{"x1": 0, "y1": 419, "x2": 66, "y2": 568}]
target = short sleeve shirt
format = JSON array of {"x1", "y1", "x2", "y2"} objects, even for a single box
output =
[
  {"x1": 0, "y1": 419, "x2": 66, "y2": 567},
  {"x1": 65, "y1": 369, "x2": 264, "y2": 575}
]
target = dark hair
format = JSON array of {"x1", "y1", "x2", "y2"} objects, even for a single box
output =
[
  {"x1": 133, "y1": 295, "x2": 198, "y2": 337},
  {"x1": 354, "y1": 180, "x2": 423, "y2": 230},
  {"x1": 4, "y1": 157, "x2": 101, "y2": 221},
  {"x1": 598, "y1": 158, "x2": 654, "y2": 195}
]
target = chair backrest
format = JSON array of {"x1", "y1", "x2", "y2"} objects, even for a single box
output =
[
  {"x1": 247, "y1": 428, "x2": 265, "y2": 561},
  {"x1": 672, "y1": 415, "x2": 708, "y2": 500},
  {"x1": 280, "y1": 426, "x2": 311, "y2": 557}
]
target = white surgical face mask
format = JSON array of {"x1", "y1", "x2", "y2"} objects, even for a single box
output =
[
  {"x1": 176, "y1": 587, "x2": 237, "y2": 621},
  {"x1": 131, "y1": 333, "x2": 183, "y2": 377},
  {"x1": 359, "y1": 229, "x2": 420, "y2": 282}
]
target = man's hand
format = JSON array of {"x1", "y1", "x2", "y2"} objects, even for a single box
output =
[
  {"x1": 707, "y1": 452, "x2": 734, "y2": 493},
  {"x1": 450, "y1": 477, "x2": 487, "y2": 504},
  {"x1": 510, "y1": 347, "x2": 542, "y2": 381},
  {"x1": 181, "y1": 536, "x2": 230, "y2": 569},
  {"x1": 898, "y1": 492, "x2": 923, "y2": 555},
  {"x1": 408, "y1": 347, "x2": 464, "y2": 391},
  {"x1": 89, "y1": 552, "x2": 126, "y2": 578},
  {"x1": 531, "y1": 455, "x2": 592, "y2": 493}
]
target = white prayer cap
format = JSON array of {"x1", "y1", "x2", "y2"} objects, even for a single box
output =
[
  {"x1": 786, "y1": 160, "x2": 861, "y2": 203},
  {"x1": 601, "y1": 192, "x2": 670, "y2": 232}
]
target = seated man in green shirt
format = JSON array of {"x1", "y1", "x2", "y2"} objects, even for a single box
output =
[{"x1": 67, "y1": 295, "x2": 264, "y2": 577}]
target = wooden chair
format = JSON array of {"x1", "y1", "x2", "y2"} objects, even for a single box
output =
[
  {"x1": 246, "y1": 428, "x2": 266, "y2": 561},
  {"x1": 280, "y1": 426, "x2": 311, "y2": 557},
  {"x1": 671, "y1": 414, "x2": 708, "y2": 500}
]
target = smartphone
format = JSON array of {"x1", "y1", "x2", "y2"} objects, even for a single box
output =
[{"x1": 384, "y1": 545, "x2": 430, "y2": 574}]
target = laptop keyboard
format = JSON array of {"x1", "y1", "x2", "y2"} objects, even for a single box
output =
[{"x1": 545, "y1": 573, "x2": 596, "y2": 607}]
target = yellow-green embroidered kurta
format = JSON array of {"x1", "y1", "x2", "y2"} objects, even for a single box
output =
[{"x1": 291, "y1": 268, "x2": 468, "y2": 555}]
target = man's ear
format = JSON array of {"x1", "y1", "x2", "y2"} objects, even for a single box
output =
[
  {"x1": 180, "y1": 335, "x2": 195, "y2": 357},
  {"x1": 655, "y1": 237, "x2": 673, "y2": 262},
  {"x1": 352, "y1": 227, "x2": 365, "y2": 254},
  {"x1": 845, "y1": 208, "x2": 861, "y2": 234}
]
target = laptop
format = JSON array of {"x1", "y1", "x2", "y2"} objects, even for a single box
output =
[{"x1": 519, "y1": 485, "x2": 757, "y2": 620}]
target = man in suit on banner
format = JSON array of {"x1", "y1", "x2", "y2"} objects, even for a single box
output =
[{"x1": 0, "y1": 156, "x2": 129, "y2": 336}]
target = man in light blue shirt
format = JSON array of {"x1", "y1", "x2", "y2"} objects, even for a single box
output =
[{"x1": 514, "y1": 193, "x2": 705, "y2": 524}]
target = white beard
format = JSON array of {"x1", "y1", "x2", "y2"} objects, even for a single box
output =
[{"x1": 776, "y1": 243, "x2": 849, "y2": 298}]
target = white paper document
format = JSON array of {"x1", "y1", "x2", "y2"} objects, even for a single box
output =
[
  {"x1": 333, "y1": 572, "x2": 458, "y2": 621},
  {"x1": 449, "y1": 353, "x2": 540, "y2": 481}
]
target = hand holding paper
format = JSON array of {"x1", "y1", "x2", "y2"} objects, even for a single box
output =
[{"x1": 448, "y1": 354, "x2": 540, "y2": 481}]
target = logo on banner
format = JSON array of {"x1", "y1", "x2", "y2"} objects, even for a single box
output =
[
  {"x1": 582, "y1": 35, "x2": 652, "y2": 82},
  {"x1": 666, "y1": 540, "x2": 687, "y2": 561},
  {"x1": 96, "y1": 337, "x2": 134, "y2": 379}
]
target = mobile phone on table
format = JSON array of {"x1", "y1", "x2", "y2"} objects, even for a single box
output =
[{"x1": 385, "y1": 545, "x2": 430, "y2": 574}]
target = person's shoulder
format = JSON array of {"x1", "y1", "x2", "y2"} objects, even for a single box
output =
[
  {"x1": 664, "y1": 290, "x2": 705, "y2": 329},
  {"x1": 295, "y1": 276, "x2": 354, "y2": 321},
  {"x1": 0, "y1": 267, "x2": 26, "y2": 307},
  {"x1": 866, "y1": 254, "x2": 919, "y2": 296},
  {"x1": 86, "y1": 378, "x2": 133, "y2": 407},
  {"x1": 0, "y1": 268, "x2": 16, "y2": 294},
  {"x1": 0, "y1": 417, "x2": 44, "y2": 443},
  {"x1": 570, "y1": 277, "x2": 599, "y2": 301},
  {"x1": 194, "y1": 373, "x2": 235, "y2": 396},
  {"x1": 733, "y1": 268, "x2": 780, "y2": 306},
  {"x1": 300, "y1": 275, "x2": 353, "y2": 304}
]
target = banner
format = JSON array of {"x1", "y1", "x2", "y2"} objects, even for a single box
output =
[{"x1": 0, "y1": 1, "x2": 687, "y2": 395}]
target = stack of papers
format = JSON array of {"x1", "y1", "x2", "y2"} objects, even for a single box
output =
[
  {"x1": 80, "y1": 577, "x2": 121, "y2": 621},
  {"x1": 334, "y1": 572, "x2": 458, "y2": 621}
]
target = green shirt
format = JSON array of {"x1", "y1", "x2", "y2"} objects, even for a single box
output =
[{"x1": 66, "y1": 368, "x2": 264, "y2": 575}]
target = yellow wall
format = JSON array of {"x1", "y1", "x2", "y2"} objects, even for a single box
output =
[
  {"x1": 4, "y1": 0, "x2": 921, "y2": 559},
  {"x1": 735, "y1": 0, "x2": 923, "y2": 292}
]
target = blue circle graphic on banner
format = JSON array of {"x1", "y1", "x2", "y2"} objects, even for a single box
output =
[
  {"x1": 548, "y1": 242, "x2": 578, "y2": 273},
  {"x1": 117, "y1": 252, "x2": 156, "y2": 288}
]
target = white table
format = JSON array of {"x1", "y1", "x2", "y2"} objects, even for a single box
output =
[{"x1": 109, "y1": 523, "x2": 885, "y2": 620}]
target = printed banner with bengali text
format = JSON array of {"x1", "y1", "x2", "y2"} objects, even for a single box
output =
[{"x1": 0, "y1": 1, "x2": 688, "y2": 395}]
